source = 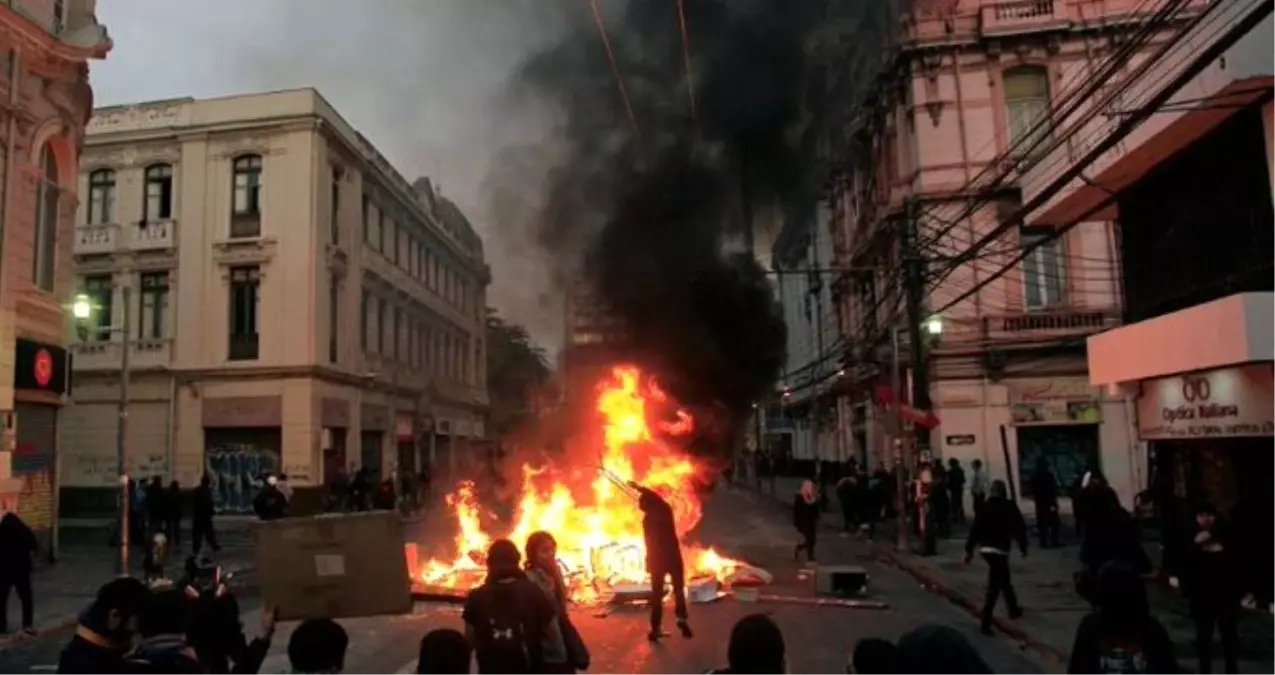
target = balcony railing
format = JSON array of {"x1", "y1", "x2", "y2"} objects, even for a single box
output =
[
  {"x1": 981, "y1": 0, "x2": 1065, "y2": 35},
  {"x1": 128, "y1": 220, "x2": 175, "y2": 251},
  {"x1": 71, "y1": 339, "x2": 173, "y2": 371},
  {"x1": 74, "y1": 225, "x2": 116, "y2": 255},
  {"x1": 229, "y1": 334, "x2": 259, "y2": 361},
  {"x1": 982, "y1": 307, "x2": 1121, "y2": 341}
]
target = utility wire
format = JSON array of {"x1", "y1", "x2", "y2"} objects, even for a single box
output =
[
  {"x1": 586, "y1": 0, "x2": 641, "y2": 138},
  {"x1": 674, "y1": 0, "x2": 698, "y2": 125},
  {"x1": 933, "y1": 0, "x2": 1274, "y2": 317}
]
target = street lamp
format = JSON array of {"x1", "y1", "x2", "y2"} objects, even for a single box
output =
[
  {"x1": 924, "y1": 315, "x2": 943, "y2": 337},
  {"x1": 71, "y1": 287, "x2": 133, "y2": 576}
]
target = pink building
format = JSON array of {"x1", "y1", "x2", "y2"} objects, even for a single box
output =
[{"x1": 826, "y1": 0, "x2": 1219, "y2": 509}]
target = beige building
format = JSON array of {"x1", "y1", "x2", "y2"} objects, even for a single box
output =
[
  {"x1": 0, "y1": 0, "x2": 110, "y2": 550},
  {"x1": 60, "y1": 89, "x2": 489, "y2": 515}
]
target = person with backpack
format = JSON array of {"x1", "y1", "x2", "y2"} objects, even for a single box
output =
[
  {"x1": 1068, "y1": 562, "x2": 1176, "y2": 674},
  {"x1": 629, "y1": 480, "x2": 693, "y2": 641},
  {"x1": 462, "y1": 539, "x2": 555, "y2": 674}
]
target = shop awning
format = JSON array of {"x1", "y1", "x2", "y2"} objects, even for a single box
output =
[
  {"x1": 1031, "y1": 76, "x2": 1274, "y2": 226},
  {"x1": 1087, "y1": 292, "x2": 1275, "y2": 386}
]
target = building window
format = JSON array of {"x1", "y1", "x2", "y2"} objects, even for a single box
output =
[
  {"x1": 228, "y1": 266, "x2": 260, "y2": 360},
  {"x1": 87, "y1": 168, "x2": 115, "y2": 224},
  {"x1": 360, "y1": 289, "x2": 369, "y2": 352},
  {"x1": 139, "y1": 272, "x2": 169, "y2": 340},
  {"x1": 391, "y1": 308, "x2": 401, "y2": 361},
  {"x1": 376, "y1": 209, "x2": 386, "y2": 252},
  {"x1": 377, "y1": 298, "x2": 388, "y2": 355},
  {"x1": 1003, "y1": 66, "x2": 1052, "y2": 151},
  {"x1": 1021, "y1": 227, "x2": 1066, "y2": 310},
  {"x1": 33, "y1": 144, "x2": 58, "y2": 292},
  {"x1": 82, "y1": 274, "x2": 113, "y2": 341},
  {"x1": 144, "y1": 164, "x2": 173, "y2": 221},
  {"x1": 231, "y1": 154, "x2": 262, "y2": 237},
  {"x1": 52, "y1": 0, "x2": 65, "y2": 33},
  {"x1": 329, "y1": 276, "x2": 339, "y2": 363},
  {"x1": 361, "y1": 194, "x2": 371, "y2": 244},
  {"x1": 329, "y1": 165, "x2": 341, "y2": 245},
  {"x1": 389, "y1": 219, "x2": 399, "y2": 265}
]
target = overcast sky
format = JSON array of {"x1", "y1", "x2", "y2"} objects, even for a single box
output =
[{"x1": 91, "y1": 0, "x2": 573, "y2": 345}]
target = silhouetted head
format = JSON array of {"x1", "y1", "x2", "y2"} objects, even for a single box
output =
[
  {"x1": 486, "y1": 539, "x2": 522, "y2": 580},
  {"x1": 726, "y1": 614, "x2": 785, "y2": 674},
  {"x1": 417, "y1": 628, "x2": 471, "y2": 674},
  {"x1": 289, "y1": 618, "x2": 349, "y2": 674}
]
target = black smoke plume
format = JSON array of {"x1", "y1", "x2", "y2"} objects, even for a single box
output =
[{"x1": 513, "y1": 0, "x2": 822, "y2": 421}]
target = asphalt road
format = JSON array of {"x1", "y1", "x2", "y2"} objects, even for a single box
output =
[{"x1": 1, "y1": 489, "x2": 1053, "y2": 674}]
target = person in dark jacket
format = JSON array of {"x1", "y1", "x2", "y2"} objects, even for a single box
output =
[
  {"x1": 124, "y1": 589, "x2": 203, "y2": 674},
  {"x1": 792, "y1": 480, "x2": 820, "y2": 564},
  {"x1": 166, "y1": 480, "x2": 184, "y2": 547},
  {"x1": 191, "y1": 475, "x2": 220, "y2": 555},
  {"x1": 1068, "y1": 562, "x2": 1176, "y2": 674},
  {"x1": 834, "y1": 471, "x2": 858, "y2": 533},
  {"x1": 289, "y1": 618, "x2": 349, "y2": 674},
  {"x1": 182, "y1": 555, "x2": 274, "y2": 674},
  {"x1": 252, "y1": 476, "x2": 287, "y2": 521},
  {"x1": 0, "y1": 507, "x2": 38, "y2": 636},
  {"x1": 146, "y1": 476, "x2": 167, "y2": 539},
  {"x1": 57, "y1": 577, "x2": 149, "y2": 674},
  {"x1": 628, "y1": 481, "x2": 692, "y2": 641},
  {"x1": 947, "y1": 458, "x2": 967, "y2": 525},
  {"x1": 1079, "y1": 488, "x2": 1152, "y2": 590},
  {"x1": 1187, "y1": 503, "x2": 1241, "y2": 674},
  {"x1": 1030, "y1": 461, "x2": 1062, "y2": 548},
  {"x1": 963, "y1": 479, "x2": 1027, "y2": 635}
]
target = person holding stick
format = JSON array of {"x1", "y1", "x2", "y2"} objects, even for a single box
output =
[{"x1": 623, "y1": 479, "x2": 693, "y2": 642}]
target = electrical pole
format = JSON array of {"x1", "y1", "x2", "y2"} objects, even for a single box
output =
[
  {"x1": 811, "y1": 266, "x2": 824, "y2": 492},
  {"x1": 117, "y1": 285, "x2": 132, "y2": 576},
  {"x1": 891, "y1": 325, "x2": 907, "y2": 553},
  {"x1": 901, "y1": 196, "x2": 935, "y2": 555}
]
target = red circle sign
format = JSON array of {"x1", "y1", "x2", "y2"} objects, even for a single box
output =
[{"x1": 33, "y1": 349, "x2": 53, "y2": 388}]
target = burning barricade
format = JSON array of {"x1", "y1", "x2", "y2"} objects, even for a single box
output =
[{"x1": 408, "y1": 365, "x2": 771, "y2": 604}]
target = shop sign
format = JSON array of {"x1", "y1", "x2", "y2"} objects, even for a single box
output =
[
  {"x1": 1138, "y1": 363, "x2": 1275, "y2": 439},
  {"x1": 1007, "y1": 378, "x2": 1102, "y2": 426},
  {"x1": 946, "y1": 434, "x2": 977, "y2": 446},
  {"x1": 14, "y1": 339, "x2": 69, "y2": 395}
]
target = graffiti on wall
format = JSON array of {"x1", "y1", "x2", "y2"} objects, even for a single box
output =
[{"x1": 205, "y1": 443, "x2": 279, "y2": 514}]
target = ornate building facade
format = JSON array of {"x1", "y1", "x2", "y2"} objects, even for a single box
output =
[{"x1": 0, "y1": 0, "x2": 109, "y2": 554}]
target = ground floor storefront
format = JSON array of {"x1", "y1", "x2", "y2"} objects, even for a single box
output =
[
  {"x1": 5, "y1": 338, "x2": 72, "y2": 557},
  {"x1": 1088, "y1": 293, "x2": 1275, "y2": 603},
  {"x1": 58, "y1": 372, "x2": 488, "y2": 516}
]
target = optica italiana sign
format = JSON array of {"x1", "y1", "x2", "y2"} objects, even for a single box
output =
[{"x1": 1137, "y1": 363, "x2": 1274, "y2": 439}]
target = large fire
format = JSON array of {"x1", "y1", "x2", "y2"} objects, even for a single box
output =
[{"x1": 416, "y1": 365, "x2": 753, "y2": 600}]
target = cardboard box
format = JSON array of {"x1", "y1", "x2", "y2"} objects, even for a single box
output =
[{"x1": 254, "y1": 512, "x2": 412, "y2": 621}]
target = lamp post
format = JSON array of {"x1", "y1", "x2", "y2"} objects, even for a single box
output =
[
  {"x1": 73, "y1": 288, "x2": 133, "y2": 576},
  {"x1": 892, "y1": 313, "x2": 942, "y2": 554}
]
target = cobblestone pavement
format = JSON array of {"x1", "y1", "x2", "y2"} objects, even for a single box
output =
[{"x1": 0, "y1": 488, "x2": 1051, "y2": 673}]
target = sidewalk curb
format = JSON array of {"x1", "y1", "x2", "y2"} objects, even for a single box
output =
[{"x1": 879, "y1": 550, "x2": 1068, "y2": 665}]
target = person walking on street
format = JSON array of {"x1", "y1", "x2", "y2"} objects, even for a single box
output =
[
  {"x1": 0, "y1": 504, "x2": 37, "y2": 637},
  {"x1": 834, "y1": 471, "x2": 858, "y2": 534},
  {"x1": 165, "y1": 480, "x2": 183, "y2": 548},
  {"x1": 1030, "y1": 461, "x2": 1062, "y2": 548},
  {"x1": 792, "y1": 480, "x2": 820, "y2": 565},
  {"x1": 1187, "y1": 503, "x2": 1241, "y2": 674},
  {"x1": 963, "y1": 479, "x2": 1027, "y2": 635},
  {"x1": 969, "y1": 459, "x2": 989, "y2": 516},
  {"x1": 192, "y1": 474, "x2": 220, "y2": 555},
  {"x1": 947, "y1": 458, "x2": 967, "y2": 525}
]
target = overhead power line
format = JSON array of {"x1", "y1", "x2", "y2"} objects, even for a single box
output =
[
  {"x1": 586, "y1": 0, "x2": 641, "y2": 137},
  {"x1": 674, "y1": 0, "x2": 698, "y2": 124}
]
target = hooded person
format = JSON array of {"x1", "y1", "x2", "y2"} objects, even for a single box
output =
[
  {"x1": 182, "y1": 554, "x2": 274, "y2": 674},
  {"x1": 252, "y1": 475, "x2": 287, "y2": 522},
  {"x1": 895, "y1": 624, "x2": 992, "y2": 674},
  {"x1": 57, "y1": 577, "x2": 149, "y2": 674},
  {"x1": 793, "y1": 480, "x2": 820, "y2": 564},
  {"x1": 627, "y1": 480, "x2": 692, "y2": 641},
  {"x1": 1067, "y1": 562, "x2": 1175, "y2": 674},
  {"x1": 124, "y1": 589, "x2": 203, "y2": 674},
  {"x1": 462, "y1": 539, "x2": 555, "y2": 674},
  {"x1": 707, "y1": 613, "x2": 785, "y2": 674}
]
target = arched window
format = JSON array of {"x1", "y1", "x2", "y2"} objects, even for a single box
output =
[
  {"x1": 1003, "y1": 66, "x2": 1052, "y2": 150},
  {"x1": 33, "y1": 144, "x2": 59, "y2": 291},
  {"x1": 87, "y1": 168, "x2": 115, "y2": 225},
  {"x1": 231, "y1": 154, "x2": 262, "y2": 237},
  {"x1": 144, "y1": 164, "x2": 174, "y2": 221}
]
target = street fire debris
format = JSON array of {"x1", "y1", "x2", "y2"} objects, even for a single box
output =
[{"x1": 407, "y1": 365, "x2": 773, "y2": 605}]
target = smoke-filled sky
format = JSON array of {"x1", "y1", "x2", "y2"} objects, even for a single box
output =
[{"x1": 92, "y1": 0, "x2": 580, "y2": 347}]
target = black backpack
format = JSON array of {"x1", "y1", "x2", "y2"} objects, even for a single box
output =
[{"x1": 472, "y1": 583, "x2": 531, "y2": 673}]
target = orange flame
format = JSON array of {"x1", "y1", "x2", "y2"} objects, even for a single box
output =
[{"x1": 417, "y1": 365, "x2": 743, "y2": 599}]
